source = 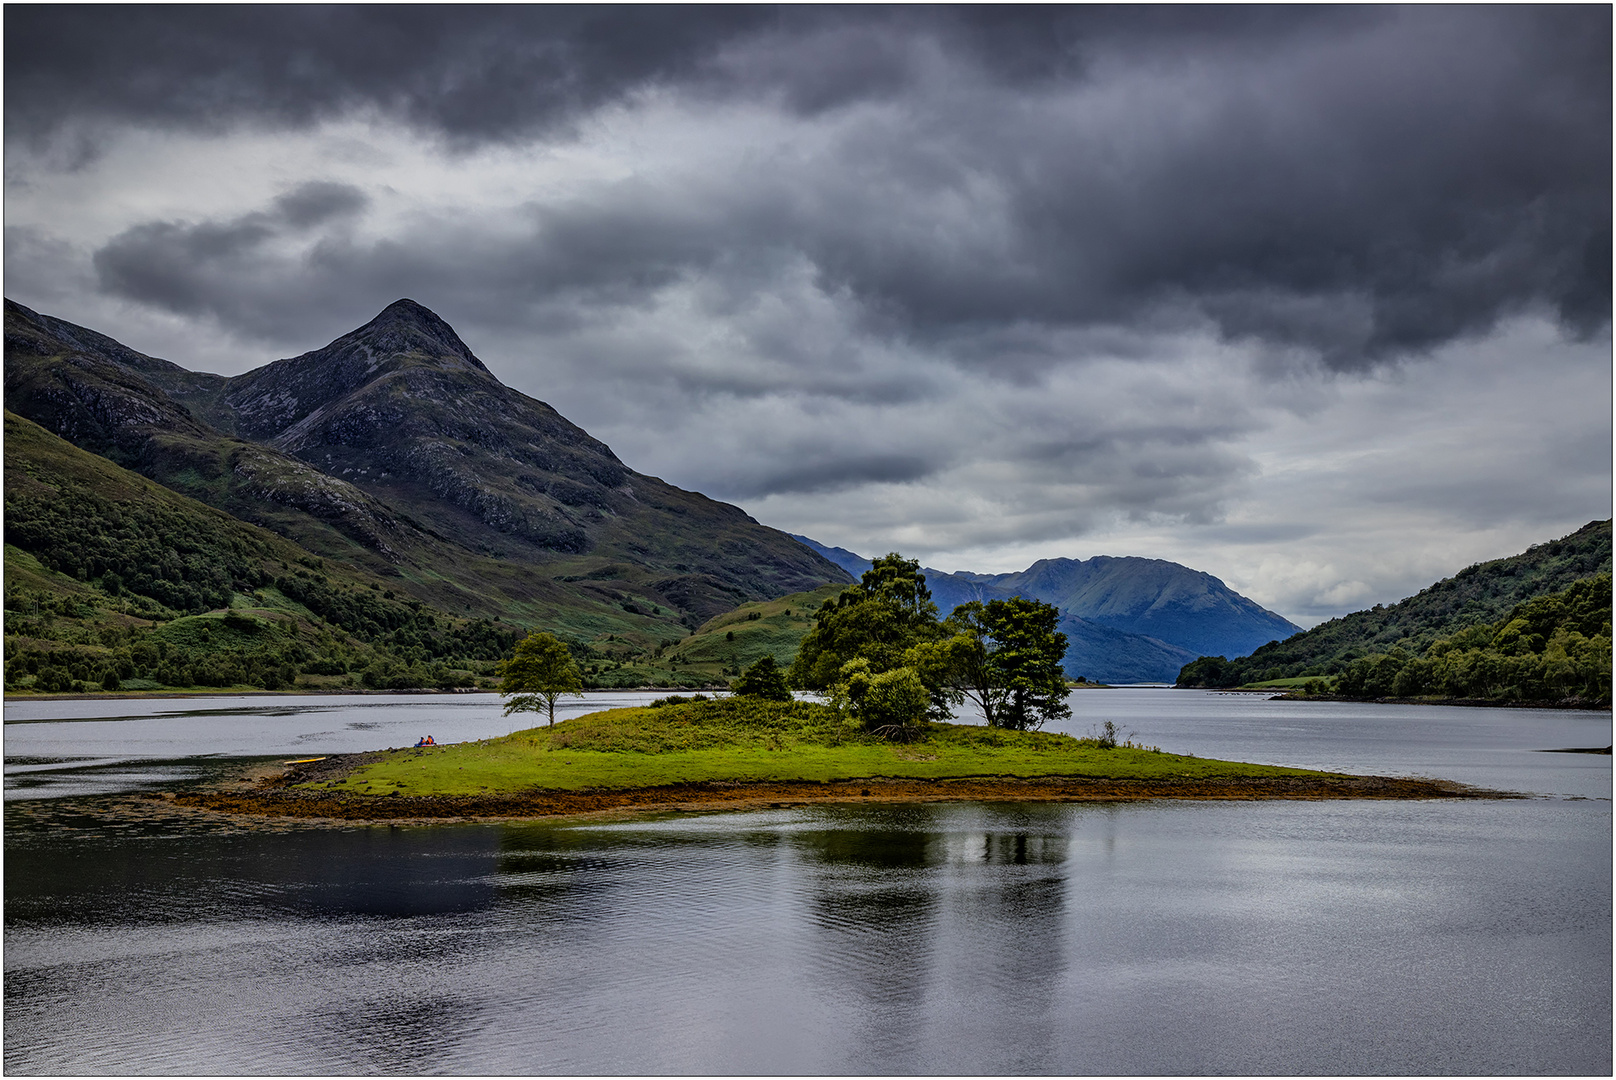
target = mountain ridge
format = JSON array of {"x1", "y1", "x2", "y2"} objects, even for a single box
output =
[
  {"x1": 789, "y1": 533, "x2": 1296, "y2": 682},
  {"x1": 4, "y1": 298, "x2": 849, "y2": 633}
]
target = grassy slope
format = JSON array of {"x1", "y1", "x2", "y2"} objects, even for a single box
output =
[
  {"x1": 1184, "y1": 519, "x2": 1613, "y2": 684},
  {"x1": 3, "y1": 411, "x2": 517, "y2": 691},
  {"x1": 568, "y1": 584, "x2": 842, "y2": 689},
  {"x1": 3, "y1": 412, "x2": 840, "y2": 693},
  {"x1": 672, "y1": 585, "x2": 841, "y2": 670},
  {"x1": 329, "y1": 698, "x2": 1332, "y2": 796}
]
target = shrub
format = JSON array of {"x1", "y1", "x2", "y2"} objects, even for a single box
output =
[
  {"x1": 730, "y1": 656, "x2": 792, "y2": 701},
  {"x1": 832, "y1": 659, "x2": 930, "y2": 740}
]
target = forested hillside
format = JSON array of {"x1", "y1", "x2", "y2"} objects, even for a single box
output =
[
  {"x1": 1178, "y1": 520, "x2": 1612, "y2": 705},
  {"x1": 4, "y1": 411, "x2": 520, "y2": 693},
  {"x1": 1328, "y1": 574, "x2": 1610, "y2": 704}
]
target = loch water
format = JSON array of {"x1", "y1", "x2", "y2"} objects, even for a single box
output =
[{"x1": 4, "y1": 690, "x2": 1611, "y2": 1075}]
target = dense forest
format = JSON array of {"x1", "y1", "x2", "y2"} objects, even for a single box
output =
[
  {"x1": 1330, "y1": 574, "x2": 1610, "y2": 703},
  {"x1": 1178, "y1": 521, "x2": 1612, "y2": 706}
]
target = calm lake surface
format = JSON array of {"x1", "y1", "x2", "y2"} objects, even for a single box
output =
[{"x1": 5, "y1": 689, "x2": 1610, "y2": 1074}]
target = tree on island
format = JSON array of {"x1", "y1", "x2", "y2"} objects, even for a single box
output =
[
  {"x1": 498, "y1": 631, "x2": 583, "y2": 727},
  {"x1": 938, "y1": 598, "x2": 1071, "y2": 730},
  {"x1": 789, "y1": 554, "x2": 1072, "y2": 737},
  {"x1": 730, "y1": 655, "x2": 793, "y2": 701},
  {"x1": 829, "y1": 658, "x2": 932, "y2": 740},
  {"x1": 789, "y1": 554, "x2": 946, "y2": 690}
]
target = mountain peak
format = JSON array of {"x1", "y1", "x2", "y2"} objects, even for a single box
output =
[
  {"x1": 219, "y1": 299, "x2": 497, "y2": 440},
  {"x1": 348, "y1": 299, "x2": 490, "y2": 375}
]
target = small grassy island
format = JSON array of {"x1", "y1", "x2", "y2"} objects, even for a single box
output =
[
  {"x1": 169, "y1": 557, "x2": 1508, "y2": 824},
  {"x1": 176, "y1": 697, "x2": 1497, "y2": 822}
]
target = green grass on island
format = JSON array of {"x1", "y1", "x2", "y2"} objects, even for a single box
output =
[{"x1": 326, "y1": 697, "x2": 1339, "y2": 797}]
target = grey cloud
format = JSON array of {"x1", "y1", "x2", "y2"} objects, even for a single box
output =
[
  {"x1": 4, "y1": 7, "x2": 1345, "y2": 143},
  {"x1": 95, "y1": 220, "x2": 275, "y2": 314},
  {"x1": 5, "y1": 7, "x2": 773, "y2": 147},
  {"x1": 273, "y1": 181, "x2": 368, "y2": 227},
  {"x1": 34, "y1": 7, "x2": 1611, "y2": 371},
  {"x1": 91, "y1": 183, "x2": 373, "y2": 332},
  {"x1": 721, "y1": 452, "x2": 937, "y2": 499}
]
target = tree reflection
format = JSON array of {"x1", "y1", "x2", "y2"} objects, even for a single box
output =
[
  {"x1": 793, "y1": 823, "x2": 941, "y2": 1066},
  {"x1": 782, "y1": 805, "x2": 1075, "y2": 1072}
]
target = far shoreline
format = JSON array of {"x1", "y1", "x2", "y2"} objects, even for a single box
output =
[
  {"x1": 8, "y1": 685, "x2": 1609, "y2": 711},
  {"x1": 1256, "y1": 690, "x2": 1612, "y2": 712}
]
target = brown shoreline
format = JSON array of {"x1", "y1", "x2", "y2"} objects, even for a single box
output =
[{"x1": 165, "y1": 753, "x2": 1515, "y2": 825}]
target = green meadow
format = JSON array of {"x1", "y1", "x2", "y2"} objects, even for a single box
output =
[{"x1": 326, "y1": 697, "x2": 1336, "y2": 797}]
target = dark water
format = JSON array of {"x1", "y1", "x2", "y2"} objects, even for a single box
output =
[{"x1": 4, "y1": 691, "x2": 1611, "y2": 1074}]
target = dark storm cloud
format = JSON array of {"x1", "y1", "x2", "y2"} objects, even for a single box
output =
[
  {"x1": 273, "y1": 181, "x2": 369, "y2": 227},
  {"x1": 4, "y1": 7, "x2": 1342, "y2": 140},
  {"x1": 4, "y1": 6, "x2": 771, "y2": 145},
  {"x1": 781, "y1": 6, "x2": 1611, "y2": 366},
  {"x1": 20, "y1": 6, "x2": 1613, "y2": 371},
  {"x1": 725, "y1": 452, "x2": 937, "y2": 499}
]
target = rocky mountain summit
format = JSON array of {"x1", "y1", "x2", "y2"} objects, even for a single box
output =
[
  {"x1": 4, "y1": 300, "x2": 425, "y2": 563},
  {"x1": 4, "y1": 298, "x2": 847, "y2": 629}
]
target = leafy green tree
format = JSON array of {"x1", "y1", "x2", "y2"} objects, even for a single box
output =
[
  {"x1": 1175, "y1": 655, "x2": 1233, "y2": 688},
  {"x1": 730, "y1": 655, "x2": 793, "y2": 701},
  {"x1": 498, "y1": 631, "x2": 584, "y2": 727},
  {"x1": 789, "y1": 554, "x2": 943, "y2": 690},
  {"x1": 945, "y1": 598, "x2": 1071, "y2": 730},
  {"x1": 1329, "y1": 573, "x2": 1611, "y2": 704},
  {"x1": 830, "y1": 658, "x2": 931, "y2": 739}
]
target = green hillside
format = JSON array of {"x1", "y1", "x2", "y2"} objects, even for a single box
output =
[
  {"x1": 3, "y1": 413, "x2": 838, "y2": 697},
  {"x1": 1323, "y1": 574, "x2": 1610, "y2": 705},
  {"x1": 1178, "y1": 519, "x2": 1612, "y2": 703},
  {"x1": 4, "y1": 410, "x2": 521, "y2": 693},
  {"x1": 565, "y1": 585, "x2": 843, "y2": 690},
  {"x1": 3, "y1": 299, "x2": 846, "y2": 645}
]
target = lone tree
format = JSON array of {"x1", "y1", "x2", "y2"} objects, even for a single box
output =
[
  {"x1": 498, "y1": 631, "x2": 583, "y2": 727},
  {"x1": 944, "y1": 598, "x2": 1071, "y2": 730},
  {"x1": 731, "y1": 655, "x2": 793, "y2": 701}
]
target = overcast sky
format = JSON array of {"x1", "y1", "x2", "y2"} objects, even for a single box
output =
[{"x1": 6, "y1": 6, "x2": 1610, "y2": 626}]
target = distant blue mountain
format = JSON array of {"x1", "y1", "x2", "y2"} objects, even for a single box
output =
[
  {"x1": 1057, "y1": 614, "x2": 1200, "y2": 685},
  {"x1": 789, "y1": 535, "x2": 1020, "y2": 615},
  {"x1": 789, "y1": 535, "x2": 1298, "y2": 683},
  {"x1": 790, "y1": 535, "x2": 871, "y2": 579},
  {"x1": 969, "y1": 555, "x2": 1300, "y2": 660}
]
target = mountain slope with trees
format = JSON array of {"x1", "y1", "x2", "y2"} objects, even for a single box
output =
[
  {"x1": 4, "y1": 410, "x2": 522, "y2": 693},
  {"x1": 1328, "y1": 574, "x2": 1610, "y2": 705},
  {"x1": 1178, "y1": 519, "x2": 1612, "y2": 705}
]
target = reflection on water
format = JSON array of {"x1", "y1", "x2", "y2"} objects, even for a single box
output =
[
  {"x1": 5, "y1": 798, "x2": 1610, "y2": 1075},
  {"x1": 4, "y1": 691, "x2": 1610, "y2": 1073}
]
